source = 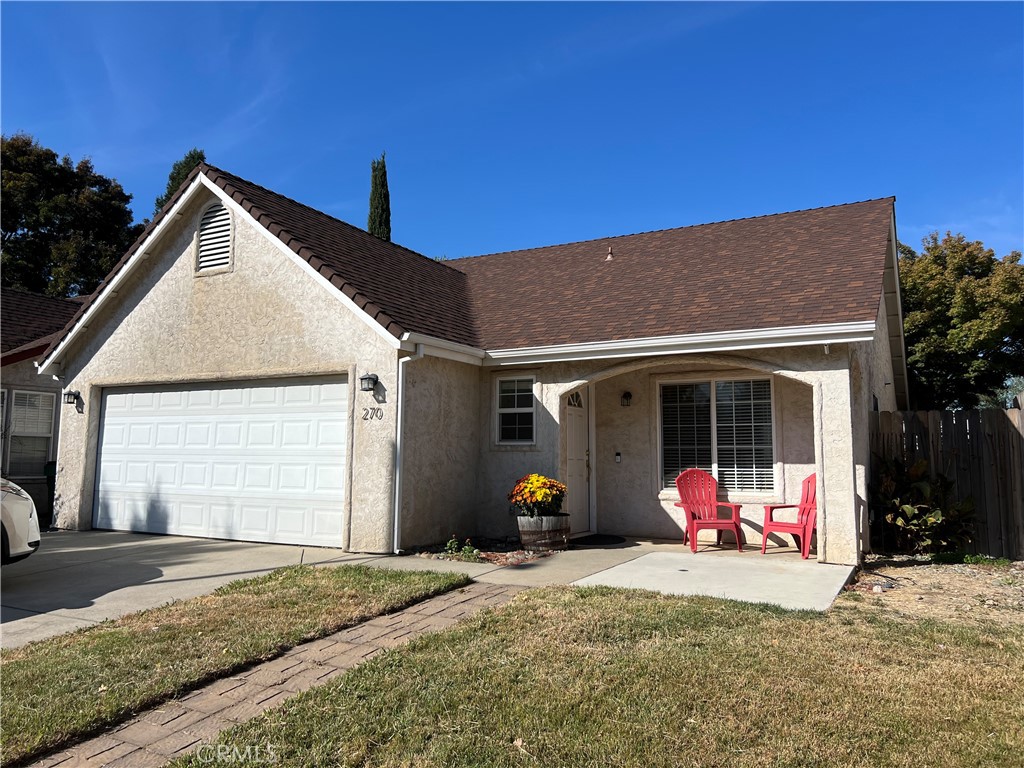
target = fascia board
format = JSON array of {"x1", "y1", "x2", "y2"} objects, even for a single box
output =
[
  {"x1": 199, "y1": 176, "x2": 401, "y2": 350},
  {"x1": 37, "y1": 177, "x2": 208, "y2": 376},
  {"x1": 887, "y1": 211, "x2": 911, "y2": 408},
  {"x1": 483, "y1": 321, "x2": 877, "y2": 366},
  {"x1": 399, "y1": 332, "x2": 485, "y2": 366}
]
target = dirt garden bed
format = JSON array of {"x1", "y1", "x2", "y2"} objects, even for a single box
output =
[
  {"x1": 410, "y1": 537, "x2": 555, "y2": 567},
  {"x1": 848, "y1": 554, "x2": 1024, "y2": 625}
]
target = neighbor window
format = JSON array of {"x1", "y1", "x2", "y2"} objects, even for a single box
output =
[
  {"x1": 496, "y1": 377, "x2": 535, "y2": 444},
  {"x1": 661, "y1": 378, "x2": 774, "y2": 492},
  {"x1": 6, "y1": 391, "x2": 56, "y2": 477}
]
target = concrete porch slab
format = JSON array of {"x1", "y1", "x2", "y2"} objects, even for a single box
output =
[{"x1": 572, "y1": 550, "x2": 854, "y2": 611}]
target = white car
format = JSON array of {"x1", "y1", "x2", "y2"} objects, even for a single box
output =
[{"x1": 1, "y1": 478, "x2": 42, "y2": 565}]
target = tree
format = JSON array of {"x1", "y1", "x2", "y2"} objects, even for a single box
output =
[
  {"x1": 899, "y1": 232, "x2": 1024, "y2": 409},
  {"x1": 367, "y1": 152, "x2": 391, "y2": 241},
  {"x1": 1, "y1": 133, "x2": 143, "y2": 298},
  {"x1": 154, "y1": 147, "x2": 205, "y2": 214}
]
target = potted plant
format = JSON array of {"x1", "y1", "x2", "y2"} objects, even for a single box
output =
[{"x1": 508, "y1": 473, "x2": 570, "y2": 551}]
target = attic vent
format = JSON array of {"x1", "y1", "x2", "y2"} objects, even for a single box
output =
[{"x1": 197, "y1": 203, "x2": 232, "y2": 271}]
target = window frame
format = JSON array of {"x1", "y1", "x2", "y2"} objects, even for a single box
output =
[
  {"x1": 656, "y1": 373, "x2": 778, "y2": 496},
  {"x1": 4, "y1": 388, "x2": 58, "y2": 479},
  {"x1": 194, "y1": 201, "x2": 234, "y2": 276},
  {"x1": 494, "y1": 376, "x2": 537, "y2": 446}
]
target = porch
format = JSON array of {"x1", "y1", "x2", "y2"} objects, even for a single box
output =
[{"x1": 548, "y1": 349, "x2": 872, "y2": 566}]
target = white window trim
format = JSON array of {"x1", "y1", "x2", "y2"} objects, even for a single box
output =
[
  {"x1": 654, "y1": 372, "x2": 779, "y2": 499},
  {"x1": 195, "y1": 201, "x2": 234, "y2": 276},
  {"x1": 5, "y1": 388, "x2": 58, "y2": 479},
  {"x1": 495, "y1": 375, "x2": 537, "y2": 446}
]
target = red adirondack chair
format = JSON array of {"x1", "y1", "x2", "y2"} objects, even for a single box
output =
[
  {"x1": 761, "y1": 473, "x2": 817, "y2": 559},
  {"x1": 673, "y1": 468, "x2": 744, "y2": 553}
]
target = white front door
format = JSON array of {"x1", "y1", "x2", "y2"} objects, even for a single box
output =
[{"x1": 566, "y1": 389, "x2": 590, "y2": 534}]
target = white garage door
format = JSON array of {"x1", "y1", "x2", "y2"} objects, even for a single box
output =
[{"x1": 94, "y1": 378, "x2": 348, "y2": 546}]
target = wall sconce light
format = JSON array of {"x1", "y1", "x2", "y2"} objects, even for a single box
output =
[
  {"x1": 63, "y1": 390, "x2": 81, "y2": 405},
  {"x1": 620, "y1": 391, "x2": 632, "y2": 407},
  {"x1": 359, "y1": 373, "x2": 379, "y2": 392}
]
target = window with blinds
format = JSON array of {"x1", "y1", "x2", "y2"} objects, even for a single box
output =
[
  {"x1": 197, "y1": 203, "x2": 232, "y2": 271},
  {"x1": 661, "y1": 378, "x2": 774, "y2": 492},
  {"x1": 7, "y1": 391, "x2": 56, "y2": 477}
]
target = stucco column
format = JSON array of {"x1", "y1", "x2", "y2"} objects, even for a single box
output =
[{"x1": 812, "y1": 369, "x2": 859, "y2": 565}]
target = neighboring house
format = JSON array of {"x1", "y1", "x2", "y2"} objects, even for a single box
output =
[
  {"x1": 37, "y1": 165, "x2": 908, "y2": 565},
  {"x1": 1, "y1": 288, "x2": 85, "y2": 521}
]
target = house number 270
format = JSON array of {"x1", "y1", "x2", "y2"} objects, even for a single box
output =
[{"x1": 362, "y1": 407, "x2": 384, "y2": 421}]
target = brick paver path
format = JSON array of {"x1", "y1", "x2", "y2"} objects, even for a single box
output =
[{"x1": 32, "y1": 582, "x2": 522, "y2": 767}]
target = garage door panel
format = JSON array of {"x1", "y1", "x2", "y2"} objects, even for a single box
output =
[{"x1": 95, "y1": 378, "x2": 347, "y2": 546}]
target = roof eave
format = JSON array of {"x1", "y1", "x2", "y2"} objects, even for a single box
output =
[
  {"x1": 37, "y1": 174, "x2": 209, "y2": 377},
  {"x1": 399, "y1": 332, "x2": 486, "y2": 366},
  {"x1": 886, "y1": 207, "x2": 911, "y2": 409},
  {"x1": 482, "y1": 321, "x2": 878, "y2": 366}
]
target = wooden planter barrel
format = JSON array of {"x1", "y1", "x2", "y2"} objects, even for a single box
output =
[{"x1": 517, "y1": 514, "x2": 570, "y2": 552}]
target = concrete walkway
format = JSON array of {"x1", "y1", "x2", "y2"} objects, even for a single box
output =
[
  {"x1": 3, "y1": 531, "x2": 854, "y2": 648},
  {"x1": 30, "y1": 582, "x2": 523, "y2": 768}
]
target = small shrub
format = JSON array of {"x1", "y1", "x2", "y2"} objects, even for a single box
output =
[
  {"x1": 442, "y1": 535, "x2": 482, "y2": 562},
  {"x1": 871, "y1": 456, "x2": 975, "y2": 554}
]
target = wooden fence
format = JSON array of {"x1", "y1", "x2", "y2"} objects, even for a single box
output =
[{"x1": 869, "y1": 410, "x2": 1024, "y2": 559}]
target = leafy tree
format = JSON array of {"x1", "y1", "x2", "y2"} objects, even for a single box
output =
[
  {"x1": 367, "y1": 152, "x2": 391, "y2": 241},
  {"x1": 1, "y1": 133, "x2": 143, "y2": 298},
  {"x1": 154, "y1": 147, "x2": 205, "y2": 214},
  {"x1": 979, "y1": 375, "x2": 1024, "y2": 410},
  {"x1": 899, "y1": 232, "x2": 1024, "y2": 409}
]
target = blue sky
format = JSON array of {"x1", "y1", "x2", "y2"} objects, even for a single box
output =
[{"x1": 2, "y1": 2, "x2": 1021, "y2": 259}]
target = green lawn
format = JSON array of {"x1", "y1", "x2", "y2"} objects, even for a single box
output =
[
  {"x1": 173, "y1": 586, "x2": 1024, "y2": 768},
  {"x1": 0, "y1": 565, "x2": 469, "y2": 765}
]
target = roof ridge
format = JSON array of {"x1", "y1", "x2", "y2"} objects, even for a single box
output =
[{"x1": 450, "y1": 196, "x2": 896, "y2": 263}]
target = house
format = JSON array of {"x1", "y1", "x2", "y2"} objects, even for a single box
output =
[
  {"x1": 1, "y1": 287, "x2": 85, "y2": 522},
  {"x1": 37, "y1": 164, "x2": 908, "y2": 565}
]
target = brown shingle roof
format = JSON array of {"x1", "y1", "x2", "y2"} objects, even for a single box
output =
[
  {"x1": 1, "y1": 288, "x2": 84, "y2": 355},
  {"x1": 450, "y1": 198, "x2": 894, "y2": 349},
  {"x1": 201, "y1": 166, "x2": 477, "y2": 346},
  {"x1": 40, "y1": 162, "x2": 894, "y2": 365}
]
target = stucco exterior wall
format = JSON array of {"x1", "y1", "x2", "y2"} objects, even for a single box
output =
[
  {"x1": 848, "y1": 295, "x2": 902, "y2": 552},
  {"x1": 1, "y1": 358, "x2": 62, "y2": 520},
  {"x1": 473, "y1": 361, "x2": 603, "y2": 539},
  {"x1": 592, "y1": 366, "x2": 816, "y2": 543},
  {"x1": 50, "y1": 188, "x2": 399, "y2": 552},
  {"x1": 475, "y1": 347, "x2": 862, "y2": 564},
  {"x1": 399, "y1": 355, "x2": 480, "y2": 547}
]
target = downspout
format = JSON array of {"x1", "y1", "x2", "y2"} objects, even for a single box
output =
[
  {"x1": 813, "y1": 380, "x2": 827, "y2": 563},
  {"x1": 392, "y1": 343, "x2": 424, "y2": 554}
]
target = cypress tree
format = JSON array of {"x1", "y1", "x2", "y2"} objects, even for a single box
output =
[{"x1": 367, "y1": 152, "x2": 391, "y2": 241}]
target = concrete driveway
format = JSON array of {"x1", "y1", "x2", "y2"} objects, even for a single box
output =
[
  {"x1": 0, "y1": 530, "x2": 364, "y2": 649},
  {"x1": 1, "y1": 531, "x2": 855, "y2": 649}
]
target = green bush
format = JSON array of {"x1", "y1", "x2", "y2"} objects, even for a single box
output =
[
  {"x1": 872, "y1": 456, "x2": 975, "y2": 554},
  {"x1": 443, "y1": 535, "x2": 482, "y2": 562}
]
